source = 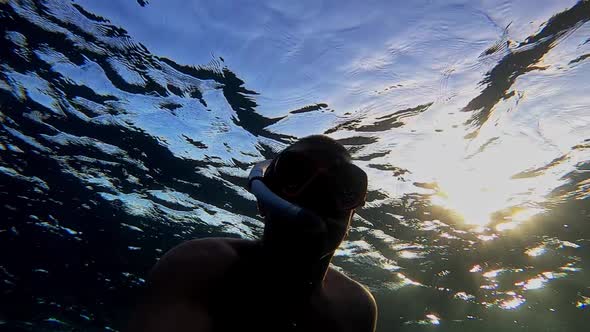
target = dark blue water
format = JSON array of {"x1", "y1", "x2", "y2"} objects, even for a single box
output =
[{"x1": 1, "y1": 0, "x2": 589, "y2": 331}]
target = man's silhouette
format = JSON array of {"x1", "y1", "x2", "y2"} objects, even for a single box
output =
[{"x1": 129, "y1": 135, "x2": 377, "y2": 331}]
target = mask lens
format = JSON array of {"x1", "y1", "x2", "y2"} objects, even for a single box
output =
[
  {"x1": 331, "y1": 164, "x2": 367, "y2": 209},
  {"x1": 272, "y1": 151, "x2": 368, "y2": 210},
  {"x1": 274, "y1": 151, "x2": 317, "y2": 196}
]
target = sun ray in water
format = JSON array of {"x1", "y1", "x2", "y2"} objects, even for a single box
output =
[{"x1": 424, "y1": 129, "x2": 571, "y2": 228}]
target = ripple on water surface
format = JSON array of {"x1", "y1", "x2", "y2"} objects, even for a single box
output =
[{"x1": 1, "y1": 0, "x2": 590, "y2": 331}]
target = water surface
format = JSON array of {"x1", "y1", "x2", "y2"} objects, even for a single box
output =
[{"x1": 1, "y1": 0, "x2": 589, "y2": 331}]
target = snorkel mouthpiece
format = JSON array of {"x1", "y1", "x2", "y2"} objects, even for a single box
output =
[{"x1": 248, "y1": 160, "x2": 327, "y2": 234}]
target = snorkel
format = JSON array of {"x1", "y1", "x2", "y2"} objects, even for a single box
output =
[{"x1": 247, "y1": 160, "x2": 327, "y2": 235}]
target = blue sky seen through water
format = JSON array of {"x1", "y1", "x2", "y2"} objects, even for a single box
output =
[{"x1": 78, "y1": 0, "x2": 578, "y2": 116}]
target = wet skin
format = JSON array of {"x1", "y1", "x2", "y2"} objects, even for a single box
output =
[{"x1": 128, "y1": 237, "x2": 377, "y2": 332}]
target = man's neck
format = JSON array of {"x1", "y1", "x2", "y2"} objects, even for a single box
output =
[{"x1": 258, "y1": 239, "x2": 334, "y2": 292}]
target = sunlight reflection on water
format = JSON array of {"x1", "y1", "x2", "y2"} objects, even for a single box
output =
[{"x1": 1, "y1": 0, "x2": 589, "y2": 331}]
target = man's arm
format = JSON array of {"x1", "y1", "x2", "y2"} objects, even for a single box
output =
[
  {"x1": 365, "y1": 290, "x2": 378, "y2": 332},
  {"x1": 349, "y1": 284, "x2": 377, "y2": 332},
  {"x1": 332, "y1": 271, "x2": 378, "y2": 332},
  {"x1": 127, "y1": 238, "x2": 238, "y2": 332}
]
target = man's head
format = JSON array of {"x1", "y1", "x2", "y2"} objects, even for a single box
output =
[{"x1": 261, "y1": 135, "x2": 367, "y2": 257}]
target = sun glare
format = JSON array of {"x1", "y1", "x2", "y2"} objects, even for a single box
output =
[{"x1": 421, "y1": 131, "x2": 562, "y2": 228}]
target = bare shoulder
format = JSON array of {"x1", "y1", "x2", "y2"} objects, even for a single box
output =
[
  {"x1": 148, "y1": 237, "x2": 253, "y2": 295},
  {"x1": 158, "y1": 237, "x2": 250, "y2": 262},
  {"x1": 325, "y1": 268, "x2": 378, "y2": 332},
  {"x1": 130, "y1": 238, "x2": 252, "y2": 331}
]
